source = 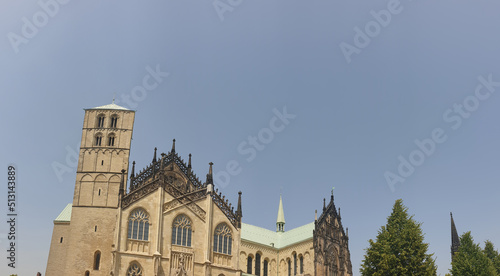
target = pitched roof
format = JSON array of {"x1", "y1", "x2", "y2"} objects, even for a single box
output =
[
  {"x1": 241, "y1": 222, "x2": 314, "y2": 249},
  {"x1": 87, "y1": 103, "x2": 131, "y2": 111},
  {"x1": 54, "y1": 204, "x2": 72, "y2": 223}
]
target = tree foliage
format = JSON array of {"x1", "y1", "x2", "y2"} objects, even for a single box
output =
[
  {"x1": 450, "y1": 232, "x2": 498, "y2": 276},
  {"x1": 484, "y1": 240, "x2": 500, "y2": 275},
  {"x1": 360, "y1": 199, "x2": 437, "y2": 275}
]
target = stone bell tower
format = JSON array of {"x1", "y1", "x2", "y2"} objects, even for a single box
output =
[
  {"x1": 72, "y1": 102, "x2": 135, "y2": 207},
  {"x1": 46, "y1": 102, "x2": 135, "y2": 276}
]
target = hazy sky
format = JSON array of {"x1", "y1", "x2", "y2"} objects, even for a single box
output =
[{"x1": 1, "y1": 0, "x2": 500, "y2": 275}]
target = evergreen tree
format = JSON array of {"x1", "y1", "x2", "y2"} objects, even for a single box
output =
[
  {"x1": 484, "y1": 240, "x2": 500, "y2": 275},
  {"x1": 360, "y1": 199, "x2": 437, "y2": 276},
  {"x1": 450, "y1": 232, "x2": 498, "y2": 276}
]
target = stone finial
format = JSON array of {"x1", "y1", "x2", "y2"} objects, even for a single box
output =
[
  {"x1": 130, "y1": 161, "x2": 136, "y2": 179},
  {"x1": 171, "y1": 139, "x2": 176, "y2": 153},
  {"x1": 236, "y1": 191, "x2": 243, "y2": 228},
  {"x1": 153, "y1": 147, "x2": 157, "y2": 163},
  {"x1": 206, "y1": 162, "x2": 214, "y2": 185}
]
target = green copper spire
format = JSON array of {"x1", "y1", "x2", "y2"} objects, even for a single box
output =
[{"x1": 276, "y1": 195, "x2": 285, "y2": 232}]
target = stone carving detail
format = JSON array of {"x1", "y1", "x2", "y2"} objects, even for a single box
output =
[
  {"x1": 175, "y1": 254, "x2": 187, "y2": 276},
  {"x1": 163, "y1": 190, "x2": 207, "y2": 221},
  {"x1": 212, "y1": 191, "x2": 238, "y2": 228},
  {"x1": 122, "y1": 179, "x2": 160, "y2": 209},
  {"x1": 171, "y1": 252, "x2": 193, "y2": 276}
]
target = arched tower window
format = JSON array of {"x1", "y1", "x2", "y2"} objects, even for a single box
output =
[
  {"x1": 172, "y1": 215, "x2": 192, "y2": 247},
  {"x1": 127, "y1": 262, "x2": 143, "y2": 276},
  {"x1": 110, "y1": 115, "x2": 118, "y2": 128},
  {"x1": 93, "y1": 250, "x2": 101, "y2": 270},
  {"x1": 247, "y1": 256, "x2": 253, "y2": 274},
  {"x1": 127, "y1": 209, "x2": 150, "y2": 241},
  {"x1": 213, "y1": 223, "x2": 232, "y2": 255},
  {"x1": 107, "y1": 133, "x2": 115, "y2": 146},
  {"x1": 263, "y1": 259, "x2": 269, "y2": 276},
  {"x1": 255, "y1": 253, "x2": 261, "y2": 276},
  {"x1": 97, "y1": 114, "x2": 105, "y2": 128},
  {"x1": 95, "y1": 133, "x2": 103, "y2": 146},
  {"x1": 85, "y1": 271, "x2": 90, "y2": 276}
]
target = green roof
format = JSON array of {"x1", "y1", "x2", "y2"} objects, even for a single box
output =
[
  {"x1": 54, "y1": 204, "x2": 72, "y2": 223},
  {"x1": 241, "y1": 222, "x2": 314, "y2": 249}
]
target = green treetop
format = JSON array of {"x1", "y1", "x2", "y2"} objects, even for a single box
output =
[
  {"x1": 483, "y1": 240, "x2": 500, "y2": 275},
  {"x1": 450, "y1": 232, "x2": 498, "y2": 276},
  {"x1": 360, "y1": 199, "x2": 437, "y2": 276}
]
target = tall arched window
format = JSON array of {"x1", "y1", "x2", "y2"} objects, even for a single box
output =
[
  {"x1": 263, "y1": 259, "x2": 269, "y2": 276},
  {"x1": 294, "y1": 253, "x2": 297, "y2": 275},
  {"x1": 299, "y1": 255, "x2": 304, "y2": 274},
  {"x1": 95, "y1": 133, "x2": 103, "y2": 146},
  {"x1": 255, "y1": 253, "x2": 261, "y2": 276},
  {"x1": 288, "y1": 259, "x2": 291, "y2": 276},
  {"x1": 213, "y1": 223, "x2": 232, "y2": 255},
  {"x1": 97, "y1": 115, "x2": 105, "y2": 128},
  {"x1": 172, "y1": 215, "x2": 192, "y2": 247},
  {"x1": 247, "y1": 256, "x2": 253, "y2": 274},
  {"x1": 85, "y1": 271, "x2": 90, "y2": 276},
  {"x1": 93, "y1": 250, "x2": 101, "y2": 270},
  {"x1": 107, "y1": 133, "x2": 115, "y2": 146},
  {"x1": 110, "y1": 115, "x2": 118, "y2": 128},
  {"x1": 128, "y1": 209, "x2": 150, "y2": 241},
  {"x1": 127, "y1": 262, "x2": 143, "y2": 276}
]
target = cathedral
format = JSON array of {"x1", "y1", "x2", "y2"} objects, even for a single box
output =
[{"x1": 45, "y1": 103, "x2": 353, "y2": 276}]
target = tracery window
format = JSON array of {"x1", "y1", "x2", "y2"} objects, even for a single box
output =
[
  {"x1": 172, "y1": 215, "x2": 192, "y2": 247},
  {"x1": 127, "y1": 209, "x2": 150, "y2": 241},
  {"x1": 213, "y1": 223, "x2": 232, "y2": 255},
  {"x1": 110, "y1": 115, "x2": 118, "y2": 128},
  {"x1": 127, "y1": 262, "x2": 143, "y2": 276},
  {"x1": 97, "y1": 115, "x2": 105, "y2": 128}
]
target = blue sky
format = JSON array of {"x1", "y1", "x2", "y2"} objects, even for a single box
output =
[{"x1": 1, "y1": 0, "x2": 500, "y2": 275}]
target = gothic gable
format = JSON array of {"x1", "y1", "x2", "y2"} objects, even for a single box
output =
[{"x1": 313, "y1": 193, "x2": 353, "y2": 276}]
